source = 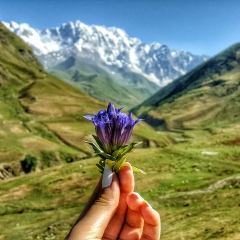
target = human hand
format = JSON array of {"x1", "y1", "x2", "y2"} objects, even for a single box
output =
[{"x1": 65, "y1": 163, "x2": 161, "y2": 239}]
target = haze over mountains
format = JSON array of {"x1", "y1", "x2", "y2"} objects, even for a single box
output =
[{"x1": 3, "y1": 21, "x2": 208, "y2": 108}]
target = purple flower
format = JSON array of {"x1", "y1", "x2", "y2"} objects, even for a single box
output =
[{"x1": 84, "y1": 102, "x2": 142, "y2": 154}]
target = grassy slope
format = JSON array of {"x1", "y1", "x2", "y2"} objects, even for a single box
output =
[
  {"x1": 0, "y1": 22, "x2": 44, "y2": 162},
  {"x1": 49, "y1": 56, "x2": 159, "y2": 109},
  {"x1": 51, "y1": 70, "x2": 148, "y2": 109},
  {"x1": 0, "y1": 22, "x2": 89, "y2": 163},
  {"x1": 0, "y1": 23, "x2": 167, "y2": 165},
  {"x1": 132, "y1": 43, "x2": 240, "y2": 131},
  {"x1": 0, "y1": 128, "x2": 240, "y2": 240}
]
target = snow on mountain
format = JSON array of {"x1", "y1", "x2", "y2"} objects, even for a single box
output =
[{"x1": 3, "y1": 20, "x2": 208, "y2": 86}]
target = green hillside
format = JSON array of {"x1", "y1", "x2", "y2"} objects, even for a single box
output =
[
  {"x1": 132, "y1": 43, "x2": 240, "y2": 130},
  {"x1": 0, "y1": 23, "x2": 165, "y2": 172},
  {"x1": 1, "y1": 134, "x2": 240, "y2": 239},
  {"x1": 49, "y1": 56, "x2": 158, "y2": 109},
  {"x1": 1, "y1": 23, "x2": 240, "y2": 240}
]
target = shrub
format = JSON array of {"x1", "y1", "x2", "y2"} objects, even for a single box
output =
[{"x1": 21, "y1": 154, "x2": 37, "y2": 173}]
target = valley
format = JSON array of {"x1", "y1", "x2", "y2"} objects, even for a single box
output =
[
  {"x1": 0, "y1": 21, "x2": 240, "y2": 240},
  {"x1": 3, "y1": 21, "x2": 207, "y2": 109}
]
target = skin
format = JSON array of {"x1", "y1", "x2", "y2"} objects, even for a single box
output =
[{"x1": 65, "y1": 163, "x2": 161, "y2": 240}]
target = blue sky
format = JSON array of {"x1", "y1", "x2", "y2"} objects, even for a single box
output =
[{"x1": 1, "y1": 0, "x2": 240, "y2": 56}]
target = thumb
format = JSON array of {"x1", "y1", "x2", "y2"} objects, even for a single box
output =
[{"x1": 66, "y1": 173, "x2": 120, "y2": 240}]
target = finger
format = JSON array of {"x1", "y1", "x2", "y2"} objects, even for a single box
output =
[
  {"x1": 119, "y1": 162, "x2": 135, "y2": 194},
  {"x1": 140, "y1": 201, "x2": 161, "y2": 240},
  {"x1": 126, "y1": 192, "x2": 144, "y2": 224},
  {"x1": 66, "y1": 174, "x2": 120, "y2": 240},
  {"x1": 103, "y1": 162, "x2": 134, "y2": 238},
  {"x1": 118, "y1": 192, "x2": 144, "y2": 239}
]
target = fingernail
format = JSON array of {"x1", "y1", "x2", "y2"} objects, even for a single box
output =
[
  {"x1": 129, "y1": 192, "x2": 144, "y2": 203},
  {"x1": 124, "y1": 162, "x2": 133, "y2": 172},
  {"x1": 102, "y1": 163, "x2": 113, "y2": 189},
  {"x1": 132, "y1": 192, "x2": 142, "y2": 199}
]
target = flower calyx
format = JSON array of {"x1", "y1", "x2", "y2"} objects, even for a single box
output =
[{"x1": 85, "y1": 135, "x2": 145, "y2": 174}]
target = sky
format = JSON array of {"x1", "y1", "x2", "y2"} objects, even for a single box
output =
[{"x1": 1, "y1": 0, "x2": 240, "y2": 56}]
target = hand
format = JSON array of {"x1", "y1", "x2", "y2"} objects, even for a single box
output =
[{"x1": 65, "y1": 163, "x2": 161, "y2": 239}]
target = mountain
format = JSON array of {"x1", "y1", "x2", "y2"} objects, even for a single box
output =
[
  {"x1": 3, "y1": 21, "x2": 207, "y2": 86},
  {"x1": 3, "y1": 21, "x2": 208, "y2": 108},
  {"x1": 132, "y1": 43, "x2": 240, "y2": 130},
  {"x1": 49, "y1": 56, "x2": 158, "y2": 109},
  {"x1": 0, "y1": 22, "x2": 170, "y2": 175}
]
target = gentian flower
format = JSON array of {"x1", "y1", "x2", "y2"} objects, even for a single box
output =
[
  {"x1": 84, "y1": 102, "x2": 141, "y2": 154},
  {"x1": 84, "y1": 102, "x2": 145, "y2": 176}
]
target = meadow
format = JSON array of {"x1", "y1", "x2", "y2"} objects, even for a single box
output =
[{"x1": 0, "y1": 126, "x2": 240, "y2": 240}]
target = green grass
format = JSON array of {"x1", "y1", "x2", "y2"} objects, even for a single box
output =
[{"x1": 0, "y1": 128, "x2": 240, "y2": 239}]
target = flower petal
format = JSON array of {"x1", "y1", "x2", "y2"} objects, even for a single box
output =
[
  {"x1": 83, "y1": 115, "x2": 93, "y2": 121},
  {"x1": 84, "y1": 102, "x2": 143, "y2": 154}
]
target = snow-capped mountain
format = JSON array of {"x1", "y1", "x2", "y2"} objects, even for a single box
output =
[{"x1": 3, "y1": 20, "x2": 208, "y2": 87}]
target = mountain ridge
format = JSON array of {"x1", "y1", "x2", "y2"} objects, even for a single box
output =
[
  {"x1": 132, "y1": 42, "x2": 240, "y2": 130},
  {"x1": 3, "y1": 20, "x2": 208, "y2": 87}
]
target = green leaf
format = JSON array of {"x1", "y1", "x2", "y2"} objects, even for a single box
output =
[
  {"x1": 113, "y1": 155, "x2": 128, "y2": 173},
  {"x1": 84, "y1": 141, "x2": 103, "y2": 154},
  {"x1": 96, "y1": 163, "x2": 104, "y2": 174},
  {"x1": 99, "y1": 152, "x2": 116, "y2": 161},
  {"x1": 96, "y1": 159, "x2": 105, "y2": 174},
  {"x1": 85, "y1": 141, "x2": 117, "y2": 161},
  {"x1": 116, "y1": 142, "x2": 141, "y2": 161},
  {"x1": 92, "y1": 135, "x2": 105, "y2": 151},
  {"x1": 132, "y1": 166, "x2": 146, "y2": 174},
  {"x1": 105, "y1": 159, "x2": 117, "y2": 169},
  {"x1": 112, "y1": 145, "x2": 126, "y2": 157}
]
